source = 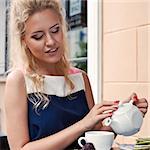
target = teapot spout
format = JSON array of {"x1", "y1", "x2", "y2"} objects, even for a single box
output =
[{"x1": 104, "y1": 117, "x2": 112, "y2": 126}]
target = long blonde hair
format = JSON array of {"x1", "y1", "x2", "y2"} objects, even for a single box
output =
[{"x1": 9, "y1": 0, "x2": 74, "y2": 112}]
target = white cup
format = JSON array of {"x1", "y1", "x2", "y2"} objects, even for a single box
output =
[{"x1": 78, "y1": 131, "x2": 114, "y2": 150}]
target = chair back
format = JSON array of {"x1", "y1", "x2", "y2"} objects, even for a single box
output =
[{"x1": 0, "y1": 136, "x2": 10, "y2": 150}]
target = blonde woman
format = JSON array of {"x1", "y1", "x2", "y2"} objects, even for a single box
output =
[{"x1": 4, "y1": 0, "x2": 148, "y2": 149}]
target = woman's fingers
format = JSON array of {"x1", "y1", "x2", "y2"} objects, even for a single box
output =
[
  {"x1": 129, "y1": 96, "x2": 148, "y2": 117},
  {"x1": 123, "y1": 92, "x2": 138, "y2": 103},
  {"x1": 94, "y1": 101, "x2": 117, "y2": 109},
  {"x1": 139, "y1": 108, "x2": 148, "y2": 117},
  {"x1": 129, "y1": 92, "x2": 137, "y2": 100},
  {"x1": 93, "y1": 101, "x2": 118, "y2": 114},
  {"x1": 96, "y1": 112, "x2": 113, "y2": 121},
  {"x1": 135, "y1": 99, "x2": 148, "y2": 108},
  {"x1": 96, "y1": 105, "x2": 117, "y2": 115},
  {"x1": 101, "y1": 100, "x2": 118, "y2": 106},
  {"x1": 139, "y1": 107, "x2": 147, "y2": 113},
  {"x1": 134, "y1": 98, "x2": 147, "y2": 104}
]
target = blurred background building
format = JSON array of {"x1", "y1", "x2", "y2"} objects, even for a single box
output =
[{"x1": 0, "y1": 0, "x2": 150, "y2": 147}]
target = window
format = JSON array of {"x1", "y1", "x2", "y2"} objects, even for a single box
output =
[
  {"x1": 63, "y1": 0, "x2": 102, "y2": 103},
  {"x1": 0, "y1": 0, "x2": 7, "y2": 75},
  {"x1": 0, "y1": 0, "x2": 102, "y2": 103},
  {"x1": 63, "y1": 0, "x2": 87, "y2": 72}
]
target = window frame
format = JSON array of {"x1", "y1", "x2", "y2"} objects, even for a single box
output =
[
  {"x1": 87, "y1": 0, "x2": 102, "y2": 104},
  {"x1": 0, "y1": 0, "x2": 7, "y2": 75}
]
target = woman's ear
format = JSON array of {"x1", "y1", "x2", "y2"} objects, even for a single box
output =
[
  {"x1": 21, "y1": 35, "x2": 26, "y2": 47},
  {"x1": 21, "y1": 34, "x2": 25, "y2": 42}
]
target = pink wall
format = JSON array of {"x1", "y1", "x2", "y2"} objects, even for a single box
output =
[{"x1": 103, "y1": 0, "x2": 150, "y2": 144}]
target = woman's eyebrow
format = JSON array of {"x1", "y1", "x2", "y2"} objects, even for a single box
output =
[
  {"x1": 31, "y1": 31, "x2": 43, "y2": 35},
  {"x1": 50, "y1": 23, "x2": 59, "y2": 29}
]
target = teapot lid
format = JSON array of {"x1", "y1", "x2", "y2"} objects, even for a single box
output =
[{"x1": 113, "y1": 102, "x2": 132, "y2": 115}]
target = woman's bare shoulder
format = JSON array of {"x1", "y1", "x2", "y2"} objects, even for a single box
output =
[
  {"x1": 5, "y1": 69, "x2": 26, "y2": 102},
  {"x1": 5, "y1": 69, "x2": 27, "y2": 111},
  {"x1": 6, "y1": 69, "x2": 25, "y2": 85},
  {"x1": 4, "y1": 70, "x2": 29, "y2": 149}
]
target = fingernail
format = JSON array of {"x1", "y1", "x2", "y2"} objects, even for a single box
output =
[
  {"x1": 114, "y1": 107, "x2": 118, "y2": 110},
  {"x1": 114, "y1": 100, "x2": 120, "y2": 104},
  {"x1": 109, "y1": 112, "x2": 113, "y2": 115},
  {"x1": 133, "y1": 95, "x2": 138, "y2": 101}
]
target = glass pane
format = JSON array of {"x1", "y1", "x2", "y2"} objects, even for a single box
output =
[{"x1": 62, "y1": 0, "x2": 87, "y2": 72}]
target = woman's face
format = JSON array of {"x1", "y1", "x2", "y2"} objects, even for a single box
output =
[{"x1": 23, "y1": 9, "x2": 64, "y2": 67}]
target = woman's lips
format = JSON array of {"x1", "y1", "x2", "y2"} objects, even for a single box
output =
[{"x1": 45, "y1": 48, "x2": 58, "y2": 54}]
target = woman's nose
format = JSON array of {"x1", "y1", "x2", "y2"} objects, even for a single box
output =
[{"x1": 45, "y1": 34, "x2": 55, "y2": 46}]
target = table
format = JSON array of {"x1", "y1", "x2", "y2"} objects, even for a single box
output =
[{"x1": 112, "y1": 147, "x2": 120, "y2": 150}]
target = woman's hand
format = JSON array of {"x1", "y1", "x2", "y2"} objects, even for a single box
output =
[
  {"x1": 129, "y1": 93, "x2": 148, "y2": 117},
  {"x1": 81, "y1": 101, "x2": 118, "y2": 131}
]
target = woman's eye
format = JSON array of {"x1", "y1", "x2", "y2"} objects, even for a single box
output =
[
  {"x1": 51, "y1": 26, "x2": 60, "y2": 33},
  {"x1": 31, "y1": 35, "x2": 43, "y2": 40}
]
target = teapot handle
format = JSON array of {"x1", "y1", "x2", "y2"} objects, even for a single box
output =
[{"x1": 104, "y1": 117, "x2": 112, "y2": 126}]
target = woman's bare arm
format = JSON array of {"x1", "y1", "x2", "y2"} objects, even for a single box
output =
[
  {"x1": 82, "y1": 71, "x2": 115, "y2": 131},
  {"x1": 5, "y1": 70, "x2": 30, "y2": 149}
]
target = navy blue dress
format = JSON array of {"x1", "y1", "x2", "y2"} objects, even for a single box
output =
[{"x1": 25, "y1": 71, "x2": 89, "y2": 149}]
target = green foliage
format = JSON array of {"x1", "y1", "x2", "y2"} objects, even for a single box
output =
[{"x1": 73, "y1": 41, "x2": 87, "y2": 72}]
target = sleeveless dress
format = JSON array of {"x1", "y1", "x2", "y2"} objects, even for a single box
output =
[{"x1": 25, "y1": 69, "x2": 90, "y2": 149}]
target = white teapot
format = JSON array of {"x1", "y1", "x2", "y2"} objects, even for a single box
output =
[{"x1": 104, "y1": 100, "x2": 143, "y2": 136}]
